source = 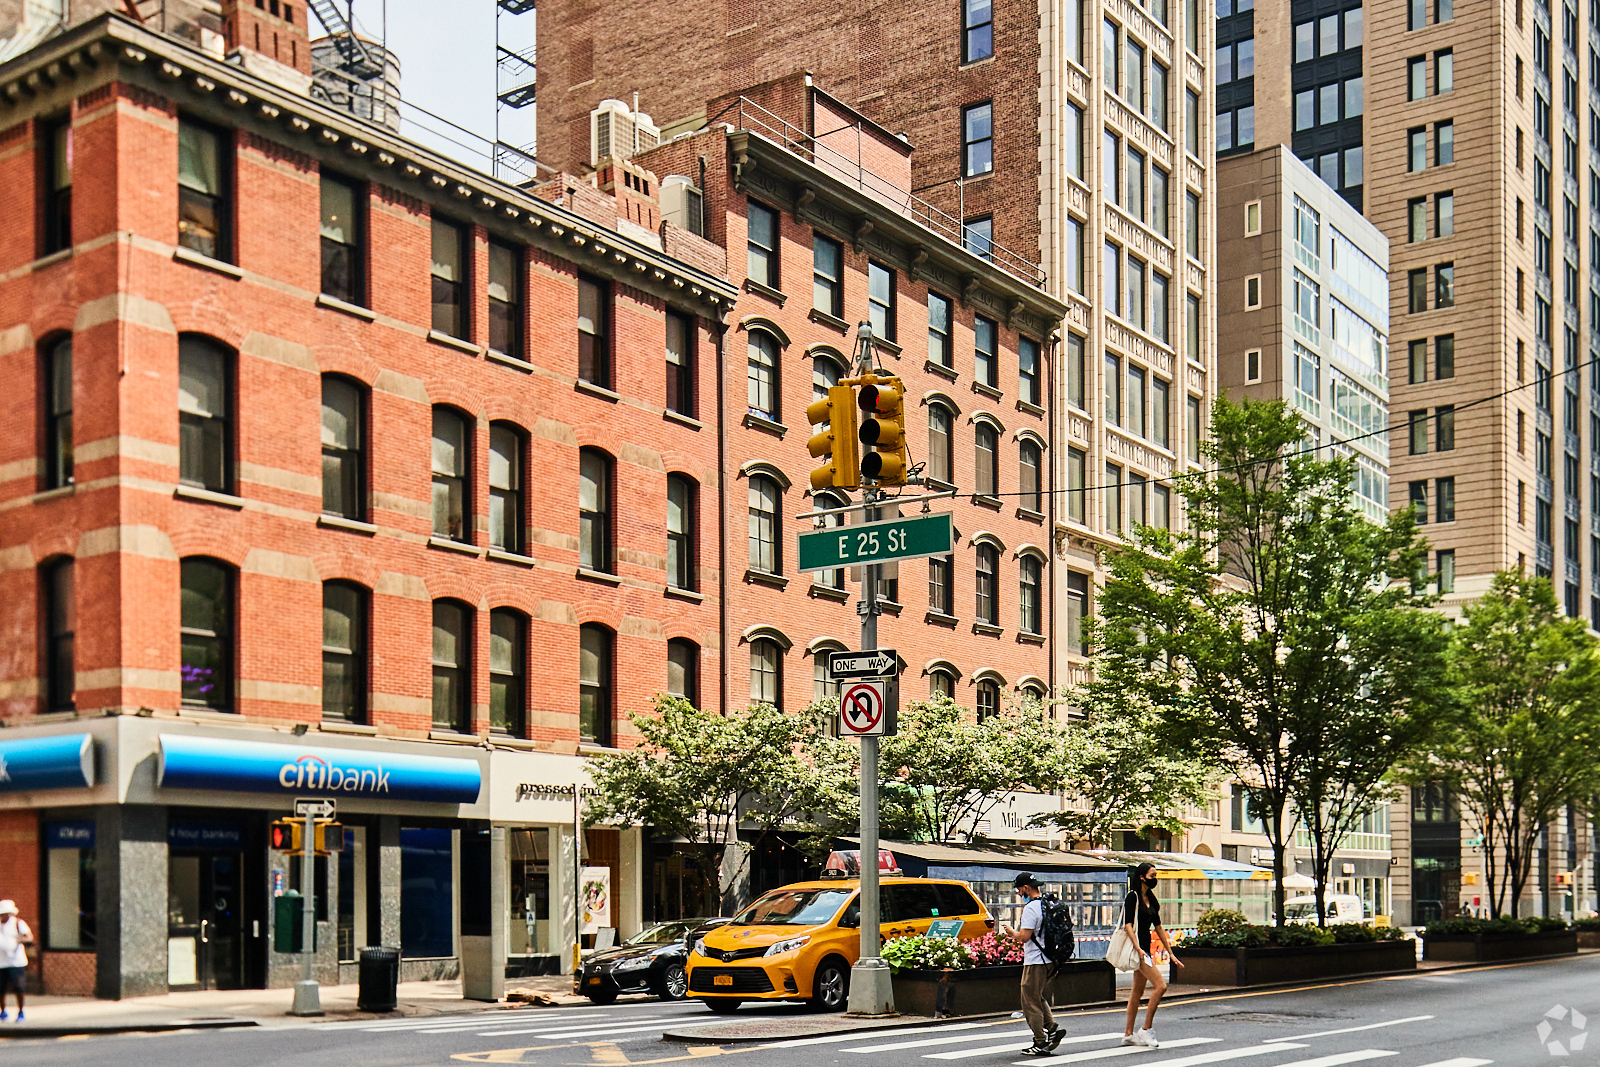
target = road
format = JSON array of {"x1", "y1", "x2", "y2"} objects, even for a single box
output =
[{"x1": 3, "y1": 954, "x2": 1595, "y2": 1067}]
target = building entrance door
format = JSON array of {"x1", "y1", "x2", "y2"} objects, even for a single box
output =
[{"x1": 168, "y1": 851, "x2": 244, "y2": 990}]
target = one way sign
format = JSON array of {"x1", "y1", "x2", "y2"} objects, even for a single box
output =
[{"x1": 828, "y1": 649, "x2": 899, "y2": 679}]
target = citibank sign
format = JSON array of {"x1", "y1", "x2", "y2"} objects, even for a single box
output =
[{"x1": 159, "y1": 734, "x2": 481, "y2": 804}]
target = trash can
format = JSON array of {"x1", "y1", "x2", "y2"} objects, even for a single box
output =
[{"x1": 358, "y1": 946, "x2": 401, "y2": 1012}]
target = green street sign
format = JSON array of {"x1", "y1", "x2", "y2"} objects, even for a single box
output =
[{"x1": 798, "y1": 512, "x2": 954, "y2": 572}]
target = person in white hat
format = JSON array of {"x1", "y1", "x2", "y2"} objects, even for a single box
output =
[{"x1": 0, "y1": 900, "x2": 32, "y2": 1023}]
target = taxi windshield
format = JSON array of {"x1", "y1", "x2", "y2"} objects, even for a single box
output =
[{"x1": 731, "y1": 887, "x2": 853, "y2": 926}]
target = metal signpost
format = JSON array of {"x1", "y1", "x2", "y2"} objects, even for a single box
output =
[{"x1": 291, "y1": 797, "x2": 335, "y2": 1016}]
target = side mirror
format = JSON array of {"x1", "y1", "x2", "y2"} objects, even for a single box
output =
[{"x1": 838, "y1": 909, "x2": 860, "y2": 928}]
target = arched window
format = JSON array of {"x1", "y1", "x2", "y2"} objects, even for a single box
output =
[
  {"x1": 812, "y1": 353, "x2": 842, "y2": 403},
  {"x1": 580, "y1": 623, "x2": 614, "y2": 746},
  {"x1": 322, "y1": 376, "x2": 364, "y2": 520},
  {"x1": 1020, "y1": 682, "x2": 1046, "y2": 704},
  {"x1": 1020, "y1": 554, "x2": 1044, "y2": 635},
  {"x1": 750, "y1": 638, "x2": 782, "y2": 706},
  {"x1": 748, "y1": 475, "x2": 781, "y2": 574},
  {"x1": 976, "y1": 678, "x2": 1001, "y2": 721},
  {"x1": 814, "y1": 491, "x2": 847, "y2": 590},
  {"x1": 929, "y1": 668, "x2": 955, "y2": 700},
  {"x1": 975, "y1": 543, "x2": 999, "y2": 625},
  {"x1": 667, "y1": 475, "x2": 696, "y2": 590},
  {"x1": 667, "y1": 638, "x2": 699, "y2": 706},
  {"x1": 974, "y1": 422, "x2": 999, "y2": 496},
  {"x1": 41, "y1": 558, "x2": 74, "y2": 711},
  {"x1": 747, "y1": 332, "x2": 780, "y2": 421},
  {"x1": 322, "y1": 580, "x2": 367, "y2": 722},
  {"x1": 179, "y1": 336, "x2": 231, "y2": 493},
  {"x1": 1019, "y1": 439, "x2": 1043, "y2": 513},
  {"x1": 490, "y1": 422, "x2": 526, "y2": 554},
  {"x1": 44, "y1": 336, "x2": 72, "y2": 490},
  {"x1": 431, "y1": 599, "x2": 471, "y2": 731},
  {"x1": 181, "y1": 557, "x2": 233, "y2": 710},
  {"x1": 431, "y1": 407, "x2": 470, "y2": 541},
  {"x1": 928, "y1": 404, "x2": 954, "y2": 485},
  {"x1": 580, "y1": 448, "x2": 613, "y2": 572},
  {"x1": 490, "y1": 608, "x2": 527, "y2": 736}
]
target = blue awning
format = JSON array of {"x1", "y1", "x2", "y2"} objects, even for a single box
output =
[
  {"x1": 158, "y1": 734, "x2": 481, "y2": 804},
  {"x1": 0, "y1": 733, "x2": 94, "y2": 792}
]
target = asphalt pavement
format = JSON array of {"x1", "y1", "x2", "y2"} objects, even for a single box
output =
[{"x1": 2, "y1": 953, "x2": 1595, "y2": 1067}]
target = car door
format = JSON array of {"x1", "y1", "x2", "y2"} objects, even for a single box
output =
[{"x1": 885, "y1": 884, "x2": 943, "y2": 939}]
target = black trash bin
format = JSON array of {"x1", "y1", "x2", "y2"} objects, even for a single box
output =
[{"x1": 358, "y1": 946, "x2": 401, "y2": 1012}]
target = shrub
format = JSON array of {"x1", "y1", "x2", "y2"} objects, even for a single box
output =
[
  {"x1": 1196, "y1": 908, "x2": 1251, "y2": 938},
  {"x1": 1572, "y1": 916, "x2": 1600, "y2": 931},
  {"x1": 1372, "y1": 925, "x2": 1410, "y2": 941},
  {"x1": 1424, "y1": 915, "x2": 1567, "y2": 937},
  {"x1": 1327, "y1": 923, "x2": 1376, "y2": 943},
  {"x1": 964, "y1": 931, "x2": 1023, "y2": 967},
  {"x1": 1528, "y1": 915, "x2": 1570, "y2": 932},
  {"x1": 881, "y1": 934, "x2": 972, "y2": 973},
  {"x1": 1273, "y1": 923, "x2": 1337, "y2": 947}
]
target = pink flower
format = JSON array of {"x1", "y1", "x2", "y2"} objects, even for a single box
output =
[{"x1": 964, "y1": 931, "x2": 1023, "y2": 967}]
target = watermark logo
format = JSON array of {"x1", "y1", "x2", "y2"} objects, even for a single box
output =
[{"x1": 1538, "y1": 1005, "x2": 1588, "y2": 1057}]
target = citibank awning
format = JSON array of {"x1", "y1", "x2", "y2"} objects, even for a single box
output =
[
  {"x1": 0, "y1": 733, "x2": 94, "y2": 792},
  {"x1": 157, "y1": 734, "x2": 481, "y2": 804}
]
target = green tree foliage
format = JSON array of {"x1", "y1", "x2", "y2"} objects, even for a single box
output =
[
  {"x1": 1408, "y1": 571, "x2": 1600, "y2": 917},
  {"x1": 1092, "y1": 397, "x2": 1449, "y2": 925}
]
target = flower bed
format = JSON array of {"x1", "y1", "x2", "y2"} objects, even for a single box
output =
[
  {"x1": 1421, "y1": 917, "x2": 1578, "y2": 962},
  {"x1": 881, "y1": 935, "x2": 1114, "y2": 1017},
  {"x1": 1168, "y1": 909, "x2": 1415, "y2": 987}
]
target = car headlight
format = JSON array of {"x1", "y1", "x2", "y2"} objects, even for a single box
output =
[
  {"x1": 693, "y1": 939, "x2": 706, "y2": 957},
  {"x1": 615, "y1": 956, "x2": 650, "y2": 971},
  {"x1": 764, "y1": 935, "x2": 811, "y2": 957}
]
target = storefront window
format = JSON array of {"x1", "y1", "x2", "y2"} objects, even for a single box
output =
[
  {"x1": 509, "y1": 829, "x2": 551, "y2": 957},
  {"x1": 45, "y1": 821, "x2": 96, "y2": 950},
  {"x1": 401, "y1": 827, "x2": 454, "y2": 958},
  {"x1": 338, "y1": 826, "x2": 367, "y2": 962}
]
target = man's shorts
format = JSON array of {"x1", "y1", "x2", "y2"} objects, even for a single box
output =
[{"x1": 0, "y1": 966, "x2": 26, "y2": 996}]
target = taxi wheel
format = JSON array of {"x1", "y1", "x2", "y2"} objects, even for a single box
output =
[
  {"x1": 810, "y1": 956, "x2": 850, "y2": 1011},
  {"x1": 705, "y1": 998, "x2": 742, "y2": 1013}
]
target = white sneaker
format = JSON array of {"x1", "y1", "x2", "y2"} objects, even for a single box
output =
[
  {"x1": 1139, "y1": 1030, "x2": 1159, "y2": 1048},
  {"x1": 1121, "y1": 1034, "x2": 1141, "y2": 1047}
]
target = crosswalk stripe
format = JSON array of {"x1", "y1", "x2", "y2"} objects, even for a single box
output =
[
  {"x1": 929, "y1": 1039, "x2": 1059, "y2": 1060},
  {"x1": 837, "y1": 1024, "x2": 995, "y2": 1052},
  {"x1": 768, "y1": 1024, "x2": 1001, "y2": 1049},
  {"x1": 1268, "y1": 1051, "x2": 1396, "y2": 1067},
  {"x1": 925, "y1": 1032, "x2": 1141, "y2": 1061},
  {"x1": 1135, "y1": 1042, "x2": 1309, "y2": 1067},
  {"x1": 1267, "y1": 1017, "x2": 1434, "y2": 1043},
  {"x1": 472, "y1": 1018, "x2": 731, "y2": 1039},
  {"x1": 1009, "y1": 1037, "x2": 1223, "y2": 1065},
  {"x1": 1411, "y1": 1060, "x2": 1493, "y2": 1067}
]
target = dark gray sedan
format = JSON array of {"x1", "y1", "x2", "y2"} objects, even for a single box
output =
[{"x1": 574, "y1": 918, "x2": 730, "y2": 1002}]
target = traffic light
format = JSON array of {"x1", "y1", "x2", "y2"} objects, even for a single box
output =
[
  {"x1": 268, "y1": 819, "x2": 303, "y2": 852},
  {"x1": 857, "y1": 375, "x2": 908, "y2": 485},
  {"x1": 807, "y1": 384, "x2": 861, "y2": 491},
  {"x1": 315, "y1": 821, "x2": 345, "y2": 854}
]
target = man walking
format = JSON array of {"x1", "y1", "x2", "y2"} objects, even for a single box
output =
[
  {"x1": 1001, "y1": 874, "x2": 1064, "y2": 1056},
  {"x1": 0, "y1": 900, "x2": 33, "y2": 1023}
]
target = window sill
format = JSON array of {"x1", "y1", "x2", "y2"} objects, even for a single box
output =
[
  {"x1": 428, "y1": 729, "x2": 483, "y2": 744},
  {"x1": 744, "y1": 278, "x2": 788, "y2": 306},
  {"x1": 972, "y1": 493, "x2": 1003, "y2": 510},
  {"x1": 973, "y1": 622, "x2": 1004, "y2": 637},
  {"x1": 809, "y1": 583, "x2": 850, "y2": 602},
  {"x1": 177, "y1": 706, "x2": 240, "y2": 723},
  {"x1": 665, "y1": 585, "x2": 705, "y2": 602},
  {"x1": 878, "y1": 598, "x2": 904, "y2": 617},
  {"x1": 316, "y1": 293, "x2": 376, "y2": 321},
  {"x1": 318, "y1": 514, "x2": 377, "y2": 535},
  {"x1": 809, "y1": 308, "x2": 850, "y2": 332},
  {"x1": 744, "y1": 568, "x2": 790, "y2": 590},
  {"x1": 488, "y1": 734, "x2": 543, "y2": 751},
  {"x1": 1017, "y1": 507, "x2": 1045, "y2": 523},
  {"x1": 487, "y1": 348, "x2": 536, "y2": 373},
  {"x1": 577, "y1": 566, "x2": 622, "y2": 585},
  {"x1": 578, "y1": 743, "x2": 623, "y2": 757},
  {"x1": 175, "y1": 484, "x2": 245, "y2": 509},
  {"x1": 1017, "y1": 630, "x2": 1047, "y2": 646},
  {"x1": 428, "y1": 535, "x2": 483, "y2": 557},
  {"x1": 488, "y1": 548, "x2": 537, "y2": 567},
  {"x1": 925, "y1": 610, "x2": 960, "y2": 628},
  {"x1": 33, "y1": 484, "x2": 76, "y2": 504},
  {"x1": 743, "y1": 412, "x2": 789, "y2": 437},
  {"x1": 319, "y1": 719, "x2": 378, "y2": 734},
  {"x1": 427, "y1": 329, "x2": 484, "y2": 356},
  {"x1": 173, "y1": 246, "x2": 243, "y2": 278},
  {"x1": 925, "y1": 359, "x2": 959, "y2": 382},
  {"x1": 32, "y1": 248, "x2": 73, "y2": 272},
  {"x1": 1016, "y1": 399, "x2": 1046, "y2": 417},
  {"x1": 664, "y1": 410, "x2": 703, "y2": 430},
  {"x1": 575, "y1": 379, "x2": 622, "y2": 403},
  {"x1": 872, "y1": 336, "x2": 903, "y2": 357},
  {"x1": 971, "y1": 380, "x2": 1004, "y2": 400}
]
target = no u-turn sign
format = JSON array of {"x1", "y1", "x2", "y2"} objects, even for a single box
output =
[{"x1": 840, "y1": 678, "x2": 898, "y2": 736}]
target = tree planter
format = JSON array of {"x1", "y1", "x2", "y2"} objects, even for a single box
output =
[
  {"x1": 1422, "y1": 930, "x2": 1578, "y2": 962},
  {"x1": 890, "y1": 960, "x2": 1115, "y2": 1017},
  {"x1": 1576, "y1": 931, "x2": 1600, "y2": 949},
  {"x1": 1169, "y1": 939, "x2": 1416, "y2": 987}
]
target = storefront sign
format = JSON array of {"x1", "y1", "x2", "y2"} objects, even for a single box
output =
[
  {"x1": 515, "y1": 783, "x2": 597, "y2": 801},
  {"x1": 580, "y1": 865, "x2": 612, "y2": 934},
  {"x1": 157, "y1": 734, "x2": 481, "y2": 804},
  {"x1": 45, "y1": 820, "x2": 95, "y2": 849},
  {"x1": 169, "y1": 821, "x2": 244, "y2": 849},
  {"x1": 0, "y1": 733, "x2": 95, "y2": 793}
]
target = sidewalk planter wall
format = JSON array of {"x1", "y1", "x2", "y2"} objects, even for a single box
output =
[
  {"x1": 1576, "y1": 932, "x2": 1600, "y2": 949},
  {"x1": 891, "y1": 960, "x2": 1115, "y2": 1017},
  {"x1": 1168, "y1": 939, "x2": 1416, "y2": 986},
  {"x1": 1422, "y1": 930, "x2": 1578, "y2": 962}
]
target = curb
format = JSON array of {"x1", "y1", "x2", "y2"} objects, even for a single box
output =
[{"x1": 1, "y1": 1018, "x2": 259, "y2": 1039}]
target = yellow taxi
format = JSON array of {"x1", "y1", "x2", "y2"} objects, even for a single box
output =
[{"x1": 685, "y1": 876, "x2": 993, "y2": 1012}]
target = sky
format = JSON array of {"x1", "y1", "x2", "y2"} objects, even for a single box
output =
[{"x1": 342, "y1": 0, "x2": 536, "y2": 174}]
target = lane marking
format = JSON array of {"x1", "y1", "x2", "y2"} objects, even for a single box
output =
[
  {"x1": 929, "y1": 1033, "x2": 1149, "y2": 1061},
  {"x1": 765, "y1": 1023, "x2": 1012, "y2": 1049},
  {"x1": 1265, "y1": 1017, "x2": 1434, "y2": 1043},
  {"x1": 1009, "y1": 1037, "x2": 1223, "y2": 1064},
  {"x1": 475, "y1": 1019, "x2": 731, "y2": 1038},
  {"x1": 1269, "y1": 1053, "x2": 1397, "y2": 1067},
  {"x1": 1410, "y1": 1060, "x2": 1493, "y2": 1067},
  {"x1": 841, "y1": 1027, "x2": 1023, "y2": 1052}
]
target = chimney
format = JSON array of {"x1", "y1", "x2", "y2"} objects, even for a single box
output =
[{"x1": 222, "y1": 0, "x2": 312, "y2": 77}]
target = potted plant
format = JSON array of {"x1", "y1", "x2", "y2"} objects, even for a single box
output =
[
  {"x1": 1421, "y1": 916, "x2": 1578, "y2": 962},
  {"x1": 882, "y1": 935, "x2": 1114, "y2": 1017},
  {"x1": 1170, "y1": 909, "x2": 1416, "y2": 987}
]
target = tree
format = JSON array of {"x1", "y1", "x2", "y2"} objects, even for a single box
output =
[
  {"x1": 1092, "y1": 397, "x2": 1449, "y2": 925},
  {"x1": 585, "y1": 696, "x2": 856, "y2": 912},
  {"x1": 876, "y1": 696, "x2": 1069, "y2": 843},
  {"x1": 1409, "y1": 572, "x2": 1600, "y2": 917}
]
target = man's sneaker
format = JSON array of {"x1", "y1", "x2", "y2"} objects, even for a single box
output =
[
  {"x1": 1120, "y1": 1034, "x2": 1140, "y2": 1047},
  {"x1": 1046, "y1": 1028, "x2": 1066, "y2": 1051},
  {"x1": 1019, "y1": 1045, "x2": 1053, "y2": 1057},
  {"x1": 1139, "y1": 1029, "x2": 1159, "y2": 1048}
]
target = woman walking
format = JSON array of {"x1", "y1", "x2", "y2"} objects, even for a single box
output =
[{"x1": 1121, "y1": 862, "x2": 1182, "y2": 1047}]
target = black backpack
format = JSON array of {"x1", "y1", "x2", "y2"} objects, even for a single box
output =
[{"x1": 1036, "y1": 891, "x2": 1076, "y2": 965}]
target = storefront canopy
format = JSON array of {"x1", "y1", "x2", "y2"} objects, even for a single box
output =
[
  {"x1": 1067, "y1": 849, "x2": 1273, "y2": 880},
  {"x1": 844, "y1": 838, "x2": 1131, "y2": 883}
]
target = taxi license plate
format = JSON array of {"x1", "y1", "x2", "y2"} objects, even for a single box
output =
[
  {"x1": 588, "y1": 977, "x2": 602, "y2": 985},
  {"x1": 714, "y1": 975, "x2": 733, "y2": 986}
]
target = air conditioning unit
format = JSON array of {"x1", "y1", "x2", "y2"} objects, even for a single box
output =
[
  {"x1": 591, "y1": 99, "x2": 660, "y2": 166},
  {"x1": 661, "y1": 175, "x2": 705, "y2": 237}
]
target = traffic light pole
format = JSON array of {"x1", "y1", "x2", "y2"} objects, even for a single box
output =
[{"x1": 291, "y1": 810, "x2": 322, "y2": 1016}]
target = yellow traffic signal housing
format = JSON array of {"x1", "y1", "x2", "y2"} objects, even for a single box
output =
[
  {"x1": 315, "y1": 821, "x2": 345, "y2": 854},
  {"x1": 858, "y1": 376, "x2": 908, "y2": 485},
  {"x1": 268, "y1": 819, "x2": 303, "y2": 852},
  {"x1": 807, "y1": 384, "x2": 860, "y2": 490}
]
